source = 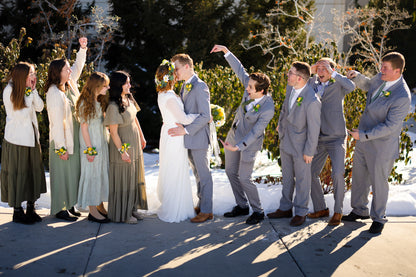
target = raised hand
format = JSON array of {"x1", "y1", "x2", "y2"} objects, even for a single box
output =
[
  {"x1": 79, "y1": 37, "x2": 88, "y2": 49},
  {"x1": 347, "y1": 70, "x2": 358, "y2": 79},
  {"x1": 210, "y1": 45, "x2": 229, "y2": 54}
]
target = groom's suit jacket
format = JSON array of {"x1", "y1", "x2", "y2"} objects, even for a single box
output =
[
  {"x1": 353, "y1": 73, "x2": 411, "y2": 161},
  {"x1": 278, "y1": 84, "x2": 321, "y2": 158},
  {"x1": 181, "y1": 75, "x2": 211, "y2": 149},
  {"x1": 224, "y1": 52, "x2": 275, "y2": 162}
]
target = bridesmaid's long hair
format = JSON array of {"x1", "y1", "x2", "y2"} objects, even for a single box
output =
[
  {"x1": 7, "y1": 62, "x2": 32, "y2": 110},
  {"x1": 76, "y1": 72, "x2": 109, "y2": 122},
  {"x1": 109, "y1": 71, "x2": 135, "y2": 113},
  {"x1": 45, "y1": 58, "x2": 67, "y2": 92}
]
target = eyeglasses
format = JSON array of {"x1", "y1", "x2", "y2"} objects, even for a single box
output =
[{"x1": 287, "y1": 70, "x2": 306, "y2": 79}]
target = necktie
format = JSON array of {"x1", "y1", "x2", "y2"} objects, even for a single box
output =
[
  {"x1": 242, "y1": 99, "x2": 254, "y2": 113},
  {"x1": 371, "y1": 82, "x2": 386, "y2": 103},
  {"x1": 288, "y1": 88, "x2": 296, "y2": 111}
]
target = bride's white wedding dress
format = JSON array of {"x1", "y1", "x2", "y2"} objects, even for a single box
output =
[{"x1": 157, "y1": 90, "x2": 197, "y2": 223}]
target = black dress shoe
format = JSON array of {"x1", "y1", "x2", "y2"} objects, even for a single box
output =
[
  {"x1": 13, "y1": 208, "x2": 35, "y2": 225},
  {"x1": 224, "y1": 205, "x2": 250, "y2": 217},
  {"x1": 369, "y1": 221, "x2": 384, "y2": 234},
  {"x1": 26, "y1": 210, "x2": 42, "y2": 222},
  {"x1": 56, "y1": 210, "x2": 78, "y2": 221},
  {"x1": 342, "y1": 212, "x2": 370, "y2": 222},
  {"x1": 88, "y1": 213, "x2": 110, "y2": 223},
  {"x1": 68, "y1": 206, "x2": 81, "y2": 217},
  {"x1": 246, "y1": 212, "x2": 264, "y2": 225}
]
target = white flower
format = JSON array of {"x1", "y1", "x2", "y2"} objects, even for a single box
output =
[{"x1": 163, "y1": 75, "x2": 169, "y2": 82}]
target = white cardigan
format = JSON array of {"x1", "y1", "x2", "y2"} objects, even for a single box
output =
[
  {"x1": 3, "y1": 84, "x2": 44, "y2": 147},
  {"x1": 46, "y1": 47, "x2": 87, "y2": 154}
]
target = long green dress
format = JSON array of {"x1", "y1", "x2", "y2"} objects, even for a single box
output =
[
  {"x1": 104, "y1": 100, "x2": 148, "y2": 222},
  {"x1": 49, "y1": 89, "x2": 80, "y2": 215}
]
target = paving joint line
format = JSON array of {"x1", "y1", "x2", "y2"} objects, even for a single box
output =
[
  {"x1": 268, "y1": 220, "x2": 307, "y2": 277},
  {"x1": 82, "y1": 223, "x2": 102, "y2": 276}
]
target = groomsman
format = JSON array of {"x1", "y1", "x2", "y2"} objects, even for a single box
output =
[
  {"x1": 343, "y1": 52, "x2": 411, "y2": 234},
  {"x1": 307, "y1": 58, "x2": 355, "y2": 226},
  {"x1": 210, "y1": 45, "x2": 275, "y2": 225},
  {"x1": 267, "y1": 62, "x2": 321, "y2": 226}
]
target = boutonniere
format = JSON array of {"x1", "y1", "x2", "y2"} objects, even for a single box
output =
[
  {"x1": 25, "y1": 87, "x2": 32, "y2": 96},
  {"x1": 382, "y1": 90, "x2": 391, "y2": 97},
  {"x1": 83, "y1": 146, "x2": 98, "y2": 156},
  {"x1": 185, "y1": 83, "x2": 193, "y2": 93},
  {"x1": 253, "y1": 103, "x2": 260, "y2": 112},
  {"x1": 329, "y1": 78, "x2": 336, "y2": 83},
  {"x1": 296, "y1": 96, "x2": 303, "y2": 106}
]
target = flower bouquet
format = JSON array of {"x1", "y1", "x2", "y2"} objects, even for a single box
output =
[{"x1": 210, "y1": 104, "x2": 225, "y2": 128}]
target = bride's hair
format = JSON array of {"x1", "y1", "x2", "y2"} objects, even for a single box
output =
[{"x1": 155, "y1": 64, "x2": 174, "y2": 93}]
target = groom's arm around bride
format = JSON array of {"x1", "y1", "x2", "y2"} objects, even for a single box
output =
[{"x1": 210, "y1": 45, "x2": 275, "y2": 225}]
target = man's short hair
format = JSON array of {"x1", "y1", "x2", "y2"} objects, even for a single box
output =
[
  {"x1": 250, "y1": 73, "x2": 271, "y2": 95},
  {"x1": 382, "y1": 52, "x2": 405, "y2": 73},
  {"x1": 292, "y1": 61, "x2": 311, "y2": 80},
  {"x1": 171, "y1": 54, "x2": 194, "y2": 69}
]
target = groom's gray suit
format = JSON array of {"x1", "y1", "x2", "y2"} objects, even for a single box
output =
[
  {"x1": 350, "y1": 72, "x2": 411, "y2": 223},
  {"x1": 278, "y1": 84, "x2": 321, "y2": 216},
  {"x1": 181, "y1": 75, "x2": 213, "y2": 214},
  {"x1": 308, "y1": 73, "x2": 355, "y2": 214},
  {"x1": 224, "y1": 52, "x2": 275, "y2": 213}
]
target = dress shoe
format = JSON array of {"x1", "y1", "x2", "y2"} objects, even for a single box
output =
[
  {"x1": 190, "y1": 212, "x2": 213, "y2": 223},
  {"x1": 369, "y1": 221, "x2": 384, "y2": 234},
  {"x1": 307, "y1": 208, "x2": 329, "y2": 218},
  {"x1": 267, "y1": 209, "x2": 292, "y2": 219},
  {"x1": 342, "y1": 212, "x2": 370, "y2": 222},
  {"x1": 246, "y1": 212, "x2": 264, "y2": 225},
  {"x1": 132, "y1": 210, "x2": 143, "y2": 220},
  {"x1": 290, "y1": 215, "x2": 306, "y2": 226},
  {"x1": 88, "y1": 213, "x2": 110, "y2": 223},
  {"x1": 13, "y1": 208, "x2": 35, "y2": 225},
  {"x1": 56, "y1": 210, "x2": 78, "y2": 221},
  {"x1": 224, "y1": 205, "x2": 249, "y2": 217},
  {"x1": 98, "y1": 210, "x2": 108, "y2": 218},
  {"x1": 68, "y1": 206, "x2": 81, "y2": 217},
  {"x1": 194, "y1": 206, "x2": 200, "y2": 215},
  {"x1": 328, "y1": 213, "x2": 342, "y2": 226}
]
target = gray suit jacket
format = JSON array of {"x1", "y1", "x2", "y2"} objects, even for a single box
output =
[
  {"x1": 278, "y1": 84, "x2": 321, "y2": 158},
  {"x1": 353, "y1": 73, "x2": 411, "y2": 160},
  {"x1": 182, "y1": 75, "x2": 211, "y2": 149},
  {"x1": 224, "y1": 52, "x2": 275, "y2": 162},
  {"x1": 308, "y1": 73, "x2": 355, "y2": 141}
]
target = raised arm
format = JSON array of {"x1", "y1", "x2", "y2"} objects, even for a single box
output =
[{"x1": 70, "y1": 37, "x2": 88, "y2": 84}]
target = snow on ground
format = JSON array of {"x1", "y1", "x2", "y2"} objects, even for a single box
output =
[{"x1": 2, "y1": 132, "x2": 416, "y2": 217}]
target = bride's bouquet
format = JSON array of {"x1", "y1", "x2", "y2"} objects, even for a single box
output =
[{"x1": 210, "y1": 104, "x2": 225, "y2": 128}]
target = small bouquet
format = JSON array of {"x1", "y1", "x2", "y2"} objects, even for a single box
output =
[
  {"x1": 55, "y1": 147, "x2": 67, "y2": 156},
  {"x1": 83, "y1": 146, "x2": 98, "y2": 156},
  {"x1": 25, "y1": 87, "x2": 32, "y2": 96},
  {"x1": 210, "y1": 104, "x2": 225, "y2": 128},
  {"x1": 119, "y1": 143, "x2": 131, "y2": 154}
]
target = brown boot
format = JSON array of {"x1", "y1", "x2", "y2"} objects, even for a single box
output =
[
  {"x1": 267, "y1": 209, "x2": 292, "y2": 219},
  {"x1": 307, "y1": 208, "x2": 329, "y2": 218},
  {"x1": 190, "y1": 212, "x2": 213, "y2": 223},
  {"x1": 328, "y1": 213, "x2": 342, "y2": 226}
]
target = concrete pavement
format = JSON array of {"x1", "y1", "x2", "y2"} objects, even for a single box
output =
[{"x1": 0, "y1": 207, "x2": 415, "y2": 276}]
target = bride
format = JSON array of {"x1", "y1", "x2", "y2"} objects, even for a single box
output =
[{"x1": 155, "y1": 60, "x2": 197, "y2": 223}]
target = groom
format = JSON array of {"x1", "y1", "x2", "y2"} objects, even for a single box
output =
[
  {"x1": 210, "y1": 45, "x2": 275, "y2": 225},
  {"x1": 168, "y1": 54, "x2": 214, "y2": 223}
]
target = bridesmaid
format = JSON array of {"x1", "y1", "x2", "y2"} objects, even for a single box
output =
[
  {"x1": 1, "y1": 62, "x2": 46, "y2": 224},
  {"x1": 45, "y1": 37, "x2": 87, "y2": 221},
  {"x1": 76, "y1": 72, "x2": 110, "y2": 223},
  {"x1": 104, "y1": 71, "x2": 148, "y2": 224}
]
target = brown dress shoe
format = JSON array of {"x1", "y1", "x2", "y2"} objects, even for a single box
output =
[
  {"x1": 267, "y1": 209, "x2": 292, "y2": 219},
  {"x1": 307, "y1": 208, "x2": 329, "y2": 218},
  {"x1": 290, "y1": 215, "x2": 306, "y2": 226},
  {"x1": 190, "y1": 212, "x2": 213, "y2": 223},
  {"x1": 328, "y1": 213, "x2": 342, "y2": 226},
  {"x1": 194, "y1": 207, "x2": 200, "y2": 215}
]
